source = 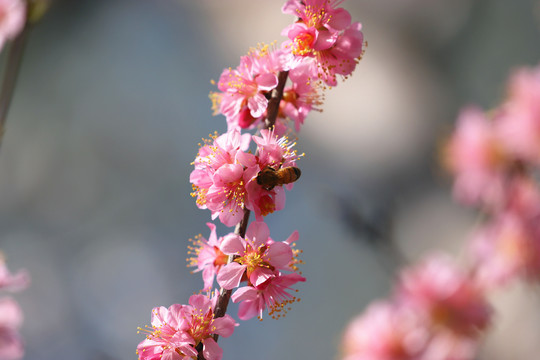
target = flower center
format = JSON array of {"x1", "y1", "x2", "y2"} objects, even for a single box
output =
[
  {"x1": 292, "y1": 32, "x2": 315, "y2": 56},
  {"x1": 189, "y1": 309, "x2": 215, "y2": 343}
]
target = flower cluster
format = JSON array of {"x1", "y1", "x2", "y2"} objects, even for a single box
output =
[
  {"x1": 211, "y1": 0, "x2": 364, "y2": 134},
  {"x1": 140, "y1": 1, "x2": 364, "y2": 359},
  {"x1": 341, "y1": 255, "x2": 492, "y2": 360},
  {"x1": 189, "y1": 221, "x2": 305, "y2": 321},
  {"x1": 445, "y1": 63, "x2": 540, "y2": 287},
  {"x1": 340, "y1": 63, "x2": 540, "y2": 360},
  {"x1": 190, "y1": 129, "x2": 300, "y2": 227},
  {"x1": 137, "y1": 293, "x2": 237, "y2": 360},
  {"x1": 282, "y1": 0, "x2": 364, "y2": 86},
  {"x1": 0, "y1": 255, "x2": 29, "y2": 360}
]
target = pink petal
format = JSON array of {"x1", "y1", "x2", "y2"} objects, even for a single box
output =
[
  {"x1": 216, "y1": 262, "x2": 246, "y2": 290},
  {"x1": 327, "y1": 8, "x2": 351, "y2": 30},
  {"x1": 220, "y1": 234, "x2": 245, "y2": 255},
  {"x1": 247, "y1": 93, "x2": 268, "y2": 118},
  {"x1": 188, "y1": 294, "x2": 212, "y2": 313},
  {"x1": 189, "y1": 169, "x2": 212, "y2": 188},
  {"x1": 237, "y1": 298, "x2": 263, "y2": 320},
  {"x1": 218, "y1": 206, "x2": 244, "y2": 227},
  {"x1": 212, "y1": 314, "x2": 237, "y2": 338},
  {"x1": 235, "y1": 151, "x2": 257, "y2": 168},
  {"x1": 285, "y1": 230, "x2": 299, "y2": 245},
  {"x1": 313, "y1": 29, "x2": 336, "y2": 51},
  {"x1": 250, "y1": 267, "x2": 275, "y2": 287},
  {"x1": 273, "y1": 186, "x2": 286, "y2": 211},
  {"x1": 202, "y1": 266, "x2": 216, "y2": 291},
  {"x1": 150, "y1": 306, "x2": 168, "y2": 327},
  {"x1": 231, "y1": 286, "x2": 258, "y2": 303},
  {"x1": 255, "y1": 73, "x2": 279, "y2": 91},
  {"x1": 202, "y1": 338, "x2": 223, "y2": 360},
  {"x1": 0, "y1": 298, "x2": 22, "y2": 328},
  {"x1": 205, "y1": 222, "x2": 218, "y2": 245},
  {"x1": 161, "y1": 349, "x2": 182, "y2": 360},
  {"x1": 245, "y1": 221, "x2": 270, "y2": 247},
  {"x1": 213, "y1": 164, "x2": 243, "y2": 185},
  {"x1": 266, "y1": 242, "x2": 293, "y2": 268}
]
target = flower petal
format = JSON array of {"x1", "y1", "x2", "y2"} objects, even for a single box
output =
[{"x1": 217, "y1": 262, "x2": 246, "y2": 290}]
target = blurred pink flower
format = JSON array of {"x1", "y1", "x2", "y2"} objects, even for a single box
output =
[
  {"x1": 0, "y1": 0, "x2": 25, "y2": 51},
  {"x1": 137, "y1": 294, "x2": 237, "y2": 360},
  {"x1": 341, "y1": 301, "x2": 427, "y2": 360},
  {"x1": 470, "y1": 211, "x2": 540, "y2": 287},
  {"x1": 497, "y1": 64, "x2": 540, "y2": 164},
  {"x1": 0, "y1": 258, "x2": 29, "y2": 292},
  {"x1": 444, "y1": 106, "x2": 509, "y2": 208},
  {"x1": 0, "y1": 298, "x2": 24, "y2": 360},
  {"x1": 395, "y1": 255, "x2": 492, "y2": 360}
]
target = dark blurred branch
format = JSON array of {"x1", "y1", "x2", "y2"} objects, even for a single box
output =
[
  {"x1": 0, "y1": 25, "x2": 31, "y2": 147},
  {"x1": 332, "y1": 192, "x2": 407, "y2": 272}
]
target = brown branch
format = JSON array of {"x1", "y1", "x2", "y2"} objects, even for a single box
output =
[
  {"x1": 0, "y1": 24, "x2": 31, "y2": 148},
  {"x1": 199, "y1": 71, "x2": 290, "y2": 357},
  {"x1": 264, "y1": 70, "x2": 289, "y2": 129}
]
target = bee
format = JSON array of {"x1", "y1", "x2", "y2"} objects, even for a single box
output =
[{"x1": 256, "y1": 166, "x2": 301, "y2": 191}]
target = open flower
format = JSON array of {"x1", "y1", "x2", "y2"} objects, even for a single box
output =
[
  {"x1": 246, "y1": 129, "x2": 302, "y2": 219},
  {"x1": 216, "y1": 221, "x2": 294, "y2": 289},
  {"x1": 190, "y1": 130, "x2": 258, "y2": 227},
  {"x1": 187, "y1": 223, "x2": 229, "y2": 291},
  {"x1": 213, "y1": 45, "x2": 287, "y2": 130},
  {"x1": 232, "y1": 272, "x2": 305, "y2": 320},
  {"x1": 137, "y1": 294, "x2": 237, "y2": 360},
  {"x1": 282, "y1": 0, "x2": 364, "y2": 86}
]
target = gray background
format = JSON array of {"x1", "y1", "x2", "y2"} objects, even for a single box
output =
[{"x1": 1, "y1": 0, "x2": 540, "y2": 359}]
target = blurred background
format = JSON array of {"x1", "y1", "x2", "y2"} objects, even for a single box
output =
[{"x1": 1, "y1": 0, "x2": 540, "y2": 359}]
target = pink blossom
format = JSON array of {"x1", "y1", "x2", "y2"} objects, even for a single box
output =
[
  {"x1": 231, "y1": 272, "x2": 305, "y2": 320},
  {"x1": 496, "y1": 64, "x2": 540, "y2": 164},
  {"x1": 191, "y1": 129, "x2": 302, "y2": 225},
  {"x1": 341, "y1": 301, "x2": 427, "y2": 360},
  {"x1": 395, "y1": 255, "x2": 492, "y2": 360},
  {"x1": 470, "y1": 211, "x2": 540, "y2": 287},
  {"x1": 444, "y1": 107, "x2": 509, "y2": 208},
  {"x1": 187, "y1": 223, "x2": 229, "y2": 291},
  {"x1": 279, "y1": 62, "x2": 323, "y2": 132},
  {"x1": 190, "y1": 130, "x2": 258, "y2": 227},
  {"x1": 213, "y1": 45, "x2": 286, "y2": 130},
  {"x1": 216, "y1": 221, "x2": 294, "y2": 290},
  {"x1": 0, "y1": 298, "x2": 24, "y2": 360},
  {"x1": 281, "y1": 0, "x2": 364, "y2": 86},
  {"x1": 0, "y1": 0, "x2": 25, "y2": 51},
  {"x1": 137, "y1": 294, "x2": 237, "y2": 360},
  {"x1": 0, "y1": 257, "x2": 29, "y2": 292},
  {"x1": 246, "y1": 129, "x2": 301, "y2": 220}
]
